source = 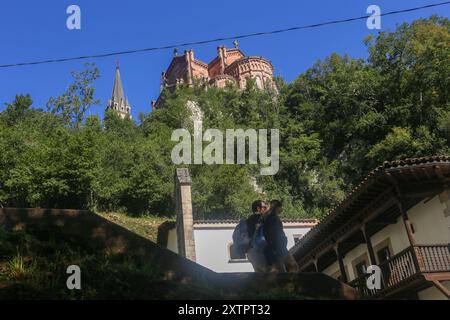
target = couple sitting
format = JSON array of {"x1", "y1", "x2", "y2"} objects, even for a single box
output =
[{"x1": 244, "y1": 200, "x2": 299, "y2": 273}]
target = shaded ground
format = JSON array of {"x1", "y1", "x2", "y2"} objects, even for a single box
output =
[
  {"x1": 0, "y1": 226, "x2": 218, "y2": 299},
  {"x1": 0, "y1": 226, "x2": 356, "y2": 300},
  {"x1": 0, "y1": 209, "x2": 356, "y2": 300}
]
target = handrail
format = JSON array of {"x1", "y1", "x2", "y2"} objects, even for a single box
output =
[
  {"x1": 414, "y1": 244, "x2": 450, "y2": 272},
  {"x1": 348, "y1": 244, "x2": 450, "y2": 297}
]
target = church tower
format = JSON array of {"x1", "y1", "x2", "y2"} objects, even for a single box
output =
[{"x1": 106, "y1": 63, "x2": 132, "y2": 119}]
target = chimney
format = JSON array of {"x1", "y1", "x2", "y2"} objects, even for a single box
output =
[{"x1": 174, "y1": 168, "x2": 196, "y2": 261}]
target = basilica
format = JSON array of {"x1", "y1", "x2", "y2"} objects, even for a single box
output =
[{"x1": 106, "y1": 42, "x2": 276, "y2": 117}]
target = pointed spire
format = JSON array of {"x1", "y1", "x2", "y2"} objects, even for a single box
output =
[
  {"x1": 107, "y1": 62, "x2": 132, "y2": 119},
  {"x1": 112, "y1": 63, "x2": 125, "y2": 103}
]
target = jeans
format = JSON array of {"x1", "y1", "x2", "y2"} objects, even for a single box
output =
[{"x1": 247, "y1": 246, "x2": 269, "y2": 273}]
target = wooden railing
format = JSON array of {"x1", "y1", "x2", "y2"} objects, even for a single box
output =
[
  {"x1": 349, "y1": 244, "x2": 450, "y2": 297},
  {"x1": 349, "y1": 273, "x2": 380, "y2": 297},
  {"x1": 415, "y1": 244, "x2": 450, "y2": 272}
]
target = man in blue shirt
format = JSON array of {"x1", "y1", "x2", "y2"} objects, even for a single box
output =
[{"x1": 264, "y1": 200, "x2": 299, "y2": 273}]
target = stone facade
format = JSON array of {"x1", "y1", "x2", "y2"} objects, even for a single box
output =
[{"x1": 153, "y1": 42, "x2": 276, "y2": 109}]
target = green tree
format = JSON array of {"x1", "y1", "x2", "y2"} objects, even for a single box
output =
[{"x1": 47, "y1": 63, "x2": 100, "y2": 128}]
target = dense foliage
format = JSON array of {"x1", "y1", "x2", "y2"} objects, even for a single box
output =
[{"x1": 0, "y1": 16, "x2": 448, "y2": 219}]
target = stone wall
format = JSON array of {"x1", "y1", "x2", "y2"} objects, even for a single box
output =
[
  {"x1": 0, "y1": 207, "x2": 357, "y2": 299},
  {"x1": 0, "y1": 207, "x2": 214, "y2": 284}
]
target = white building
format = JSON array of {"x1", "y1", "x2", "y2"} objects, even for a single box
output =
[
  {"x1": 157, "y1": 218, "x2": 318, "y2": 273},
  {"x1": 291, "y1": 156, "x2": 450, "y2": 300}
]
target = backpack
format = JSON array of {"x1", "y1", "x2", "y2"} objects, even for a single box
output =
[
  {"x1": 251, "y1": 218, "x2": 268, "y2": 251},
  {"x1": 246, "y1": 216, "x2": 269, "y2": 269},
  {"x1": 232, "y1": 219, "x2": 252, "y2": 256}
]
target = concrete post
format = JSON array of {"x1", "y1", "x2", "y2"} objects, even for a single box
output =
[{"x1": 175, "y1": 168, "x2": 196, "y2": 262}]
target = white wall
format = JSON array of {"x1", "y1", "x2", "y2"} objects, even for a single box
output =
[
  {"x1": 322, "y1": 218, "x2": 412, "y2": 281},
  {"x1": 323, "y1": 261, "x2": 340, "y2": 278},
  {"x1": 194, "y1": 228, "x2": 255, "y2": 273},
  {"x1": 284, "y1": 226, "x2": 309, "y2": 249},
  {"x1": 167, "y1": 228, "x2": 178, "y2": 254},
  {"x1": 408, "y1": 195, "x2": 450, "y2": 244},
  {"x1": 166, "y1": 223, "x2": 314, "y2": 273}
]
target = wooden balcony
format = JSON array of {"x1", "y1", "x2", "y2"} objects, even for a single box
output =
[{"x1": 349, "y1": 244, "x2": 450, "y2": 298}]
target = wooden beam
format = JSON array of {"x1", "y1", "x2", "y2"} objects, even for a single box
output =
[
  {"x1": 340, "y1": 240, "x2": 365, "y2": 245},
  {"x1": 362, "y1": 225, "x2": 377, "y2": 266},
  {"x1": 422, "y1": 167, "x2": 432, "y2": 180},
  {"x1": 398, "y1": 183, "x2": 445, "y2": 199},
  {"x1": 386, "y1": 172, "x2": 416, "y2": 247},
  {"x1": 424, "y1": 273, "x2": 450, "y2": 282},
  {"x1": 296, "y1": 192, "x2": 396, "y2": 268},
  {"x1": 396, "y1": 199, "x2": 416, "y2": 246},
  {"x1": 334, "y1": 244, "x2": 348, "y2": 283},
  {"x1": 409, "y1": 168, "x2": 421, "y2": 182},
  {"x1": 402, "y1": 190, "x2": 443, "y2": 199},
  {"x1": 369, "y1": 218, "x2": 397, "y2": 226},
  {"x1": 435, "y1": 165, "x2": 449, "y2": 188},
  {"x1": 386, "y1": 171, "x2": 428, "y2": 275},
  {"x1": 432, "y1": 280, "x2": 450, "y2": 299}
]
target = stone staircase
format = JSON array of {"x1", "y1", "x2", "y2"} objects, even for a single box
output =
[{"x1": 0, "y1": 208, "x2": 357, "y2": 300}]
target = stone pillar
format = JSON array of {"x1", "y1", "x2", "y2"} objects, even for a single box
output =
[{"x1": 175, "y1": 168, "x2": 196, "y2": 262}]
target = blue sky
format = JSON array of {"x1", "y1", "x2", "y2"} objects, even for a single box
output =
[{"x1": 0, "y1": 0, "x2": 448, "y2": 120}]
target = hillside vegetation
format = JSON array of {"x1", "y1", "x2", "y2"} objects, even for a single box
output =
[
  {"x1": 0, "y1": 16, "x2": 448, "y2": 220},
  {"x1": 96, "y1": 211, "x2": 171, "y2": 242},
  {"x1": 0, "y1": 225, "x2": 336, "y2": 299},
  {"x1": 0, "y1": 225, "x2": 218, "y2": 299}
]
